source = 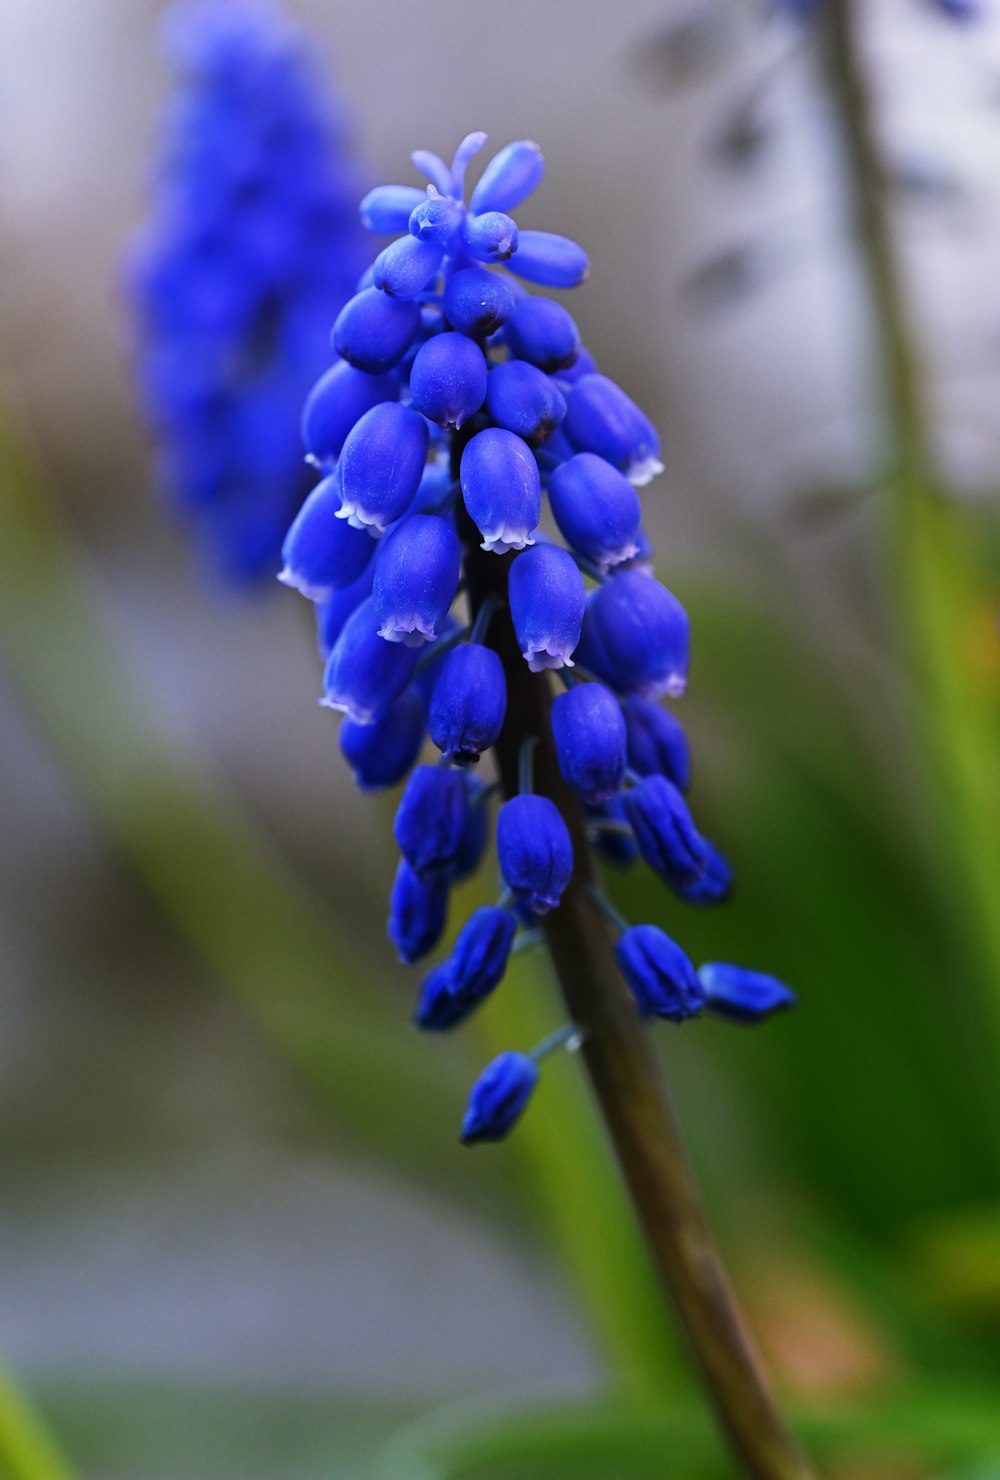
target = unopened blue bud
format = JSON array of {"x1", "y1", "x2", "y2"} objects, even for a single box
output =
[
  {"x1": 322, "y1": 595, "x2": 419, "y2": 723},
  {"x1": 497, "y1": 794, "x2": 573, "y2": 914},
  {"x1": 409, "y1": 193, "x2": 464, "y2": 246},
  {"x1": 360, "y1": 184, "x2": 426, "y2": 234},
  {"x1": 460, "y1": 427, "x2": 541, "y2": 553},
  {"x1": 508, "y1": 231, "x2": 589, "y2": 288},
  {"x1": 551, "y1": 682, "x2": 626, "y2": 804},
  {"x1": 429, "y1": 643, "x2": 507, "y2": 762},
  {"x1": 333, "y1": 286, "x2": 422, "y2": 373},
  {"x1": 373, "y1": 235, "x2": 444, "y2": 298},
  {"x1": 314, "y1": 567, "x2": 374, "y2": 661},
  {"x1": 485, "y1": 360, "x2": 566, "y2": 447},
  {"x1": 442, "y1": 266, "x2": 516, "y2": 337},
  {"x1": 414, "y1": 963, "x2": 475, "y2": 1031},
  {"x1": 587, "y1": 796, "x2": 638, "y2": 868},
  {"x1": 339, "y1": 402, "x2": 429, "y2": 534},
  {"x1": 504, "y1": 297, "x2": 580, "y2": 373},
  {"x1": 576, "y1": 571, "x2": 689, "y2": 699},
  {"x1": 699, "y1": 963, "x2": 794, "y2": 1022},
  {"x1": 394, "y1": 764, "x2": 470, "y2": 878},
  {"x1": 470, "y1": 140, "x2": 545, "y2": 215},
  {"x1": 563, "y1": 373, "x2": 662, "y2": 485},
  {"x1": 372, "y1": 513, "x2": 461, "y2": 645},
  {"x1": 460, "y1": 1051, "x2": 539, "y2": 1144},
  {"x1": 340, "y1": 684, "x2": 425, "y2": 791},
  {"x1": 556, "y1": 345, "x2": 600, "y2": 384},
  {"x1": 448, "y1": 906, "x2": 517, "y2": 1004},
  {"x1": 548, "y1": 453, "x2": 641, "y2": 573},
  {"x1": 301, "y1": 361, "x2": 399, "y2": 471},
  {"x1": 462, "y1": 211, "x2": 519, "y2": 264},
  {"x1": 409, "y1": 332, "x2": 488, "y2": 429},
  {"x1": 676, "y1": 842, "x2": 733, "y2": 906},
  {"x1": 622, "y1": 775, "x2": 707, "y2": 889},
  {"x1": 621, "y1": 696, "x2": 690, "y2": 791},
  {"x1": 508, "y1": 544, "x2": 585, "y2": 672},
  {"x1": 452, "y1": 774, "x2": 490, "y2": 880},
  {"x1": 279, "y1": 472, "x2": 374, "y2": 599},
  {"x1": 388, "y1": 858, "x2": 449, "y2": 965},
  {"x1": 615, "y1": 925, "x2": 704, "y2": 1022}
]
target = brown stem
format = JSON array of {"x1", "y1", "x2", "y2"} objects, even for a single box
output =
[{"x1": 460, "y1": 507, "x2": 815, "y2": 1480}]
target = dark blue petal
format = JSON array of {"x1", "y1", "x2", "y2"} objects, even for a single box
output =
[
  {"x1": 279, "y1": 471, "x2": 375, "y2": 600},
  {"x1": 300, "y1": 361, "x2": 399, "y2": 471},
  {"x1": 485, "y1": 360, "x2": 566, "y2": 447},
  {"x1": 333, "y1": 287, "x2": 422, "y2": 373},
  {"x1": 621, "y1": 696, "x2": 691, "y2": 791},
  {"x1": 576, "y1": 572, "x2": 689, "y2": 699},
  {"x1": 508, "y1": 544, "x2": 585, "y2": 672},
  {"x1": 562, "y1": 373, "x2": 662, "y2": 485},
  {"x1": 462, "y1": 211, "x2": 519, "y2": 264},
  {"x1": 460, "y1": 427, "x2": 541, "y2": 553},
  {"x1": 615, "y1": 925, "x2": 704, "y2": 1022},
  {"x1": 414, "y1": 963, "x2": 475, "y2": 1031},
  {"x1": 409, "y1": 332, "x2": 488, "y2": 429},
  {"x1": 460, "y1": 1051, "x2": 539, "y2": 1144},
  {"x1": 622, "y1": 775, "x2": 707, "y2": 889},
  {"x1": 504, "y1": 297, "x2": 580, "y2": 373},
  {"x1": 699, "y1": 963, "x2": 794, "y2": 1022},
  {"x1": 394, "y1": 764, "x2": 470, "y2": 878},
  {"x1": 548, "y1": 453, "x2": 641, "y2": 573},
  {"x1": 373, "y1": 235, "x2": 445, "y2": 298},
  {"x1": 314, "y1": 567, "x2": 374, "y2": 661},
  {"x1": 389, "y1": 859, "x2": 449, "y2": 965},
  {"x1": 676, "y1": 842, "x2": 733, "y2": 907},
  {"x1": 360, "y1": 184, "x2": 427, "y2": 234},
  {"x1": 340, "y1": 684, "x2": 426, "y2": 791},
  {"x1": 508, "y1": 230, "x2": 588, "y2": 288},
  {"x1": 409, "y1": 194, "x2": 464, "y2": 246},
  {"x1": 497, "y1": 794, "x2": 573, "y2": 914},
  {"x1": 429, "y1": 643, "x2": 507, "y2": 763},
  {"x1": 321, "y1": 595, "x2": 419, "y2": 723},
  {"x1": 442, "y1": 266, "x2": 516, "y2": 337},
  {"x1": 339, "y1": 402, "x2": 429, "y2": 534},
  {"x1": 551, "y1": 682, "x2": 626, "y2": 805},
  {"x1": 470, "y1": 140, "x2": 544, "y2": 215},
  {"x1": 372, "y1": 513, "x2": 461, "y2": 645},
  {"x1": 448, "y1": 906, "x2": 517, "y2": 1003}
]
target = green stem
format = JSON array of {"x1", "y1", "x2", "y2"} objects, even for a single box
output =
[{"x1": 0, "y1": 1368, "x2": 75, "y2": 1480}]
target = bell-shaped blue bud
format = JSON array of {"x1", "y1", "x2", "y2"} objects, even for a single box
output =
[
  {"x1": 621, "y1": 696, "x2": 690, "y2": 791},
  {"x1": 394, "y1": 763, "x2": 470, "y2": 878},
  {"x1": 314, "y1": 567, "x2": 374, "y2": 661},
  {"x1": 321, "y1": 595, "x2": 419, "y2": 723},
  {"x1": 429, "y1": 643, "x2": 507, "y2": 763},
  {"x1": 452, "y1": 774, "x2": 490, "y2": 880},
  {"x1": 462, "y1": 211, "x2": 519, "y2": 263},
  {"x1": 556, "y1": 345, "x2": 600, "y2": 384},
  {"x1": 442, "y1": 266, "x2": 516, "y2": 337},
  {"x1": 586, "y1": 796, "x2": 638, "y2": 868},
  {"x1": 622, "y1": 775, "x2": 707, "y2": 889},
  {"x1": 333, "y1": 286, "x2": 422, "y2": 373},
  {"x1": 470, "y1": 140, "x2": 545, "y2": 215},
  {"x1": 409, "y1": 193, "x2": 464, "y2": 246},
  {"x1": 508, "y1": 544, "x2": 585, "y2": 672},
  {"x1": 448, "y1": 906, "x2": 517, "y2": 1004},
  {"x1": 699, "y1": 963, "x2": 795, "y2": 1023},
  {"x1": 373, "y1": 235, "x2": 444, "y2": 298},
  {"x1": 339, "y1": 402, "x2": 429, "y2": 534},
  {"x1": 616, "y1": 525, "x2": 655, "y2": 575},
  {"x1": 414, "y1": 962, "x2": 476, "y2": 1031},
  {"x1": 388, "y1": 858, "x2": 450, "y2": 965},
  {"x1": 504, "y1": 297, "x2": 580, "y2": 373},
  {"x1": 485, "y1": 361, "x2": 566, "y2": 447},
  {"x1": 548, "y1": 453, "x2": 642, "y2": 573},
  {"x1": 551, "y1": 682, "x2": 626, "y2": 805},
  {"x1": 497, "y1": 794, "x2": 573, "y2": 914},
  {"x1": 677, "y1": 842, "x2": 733, "y2": 906},
  {"x1": 508, "y1": 231, "x2": 589, "y2": 288},
  {"x1": 360, "y1": 184, "x2": 427, "y2": 234},
  {"x1": 576, "y1": 572, "x2": 689, "y2": 699},
  {"x1": 300, "y1": 361, "x2": 399, "y2": 471},
  {"x1": 563, "y1": 374, "x2": 663, "y2": 485},
  {"x1": 340, "y1": 684, "x2": 425, "y2": 791},
  {"x1": 372, "y1": 514, "x2": 461, "y2": 646},
  {"x1": 615, "y1": 925, "x2": 704, "y2": 1022},
  {"x1": 409, "y1": 332, "x2": 488, "y2": 429},
  {"x1": 460, "y1": 1051, "x2": 539, "y2": 1144},
  {"x1": 279, "y1": 472, "x2": 375, "y2": 600},
  {"x1": 460, "y1": 427, "x2": 541, "y2": 554}
]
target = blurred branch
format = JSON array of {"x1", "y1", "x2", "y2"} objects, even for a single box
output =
[{"x1": 0, "y1": 1368, "x2": 75, "y2": 1480}]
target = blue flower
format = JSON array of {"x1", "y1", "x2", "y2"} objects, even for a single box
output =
[
  {"x1": 548, "y1": 453, "x2": 642, "y2": 574},
  {"x1": 622, "y1": 775, "x2": 707, "y2": 889},
  {"x1": 340, "y1": 685, "x2": 426, "y2": 791},
  {"x1": 460, "y1": 428, "x2": 541, "y2": 554},
  {"x1": 503, "y1": 297, "x2": 580, "y2": 373},
  {"x1": 279, "y1": 471, "x2": 375, "y2": 600},
  {"x1": 497, "y1": 795, "x2": 573, "y2": 914},
  {"x1": 485, "y1": 361, "x2": 567, "y2": 448},
  {"x1": 622, "y1": 696, "x2": 690, "y2": 791},
  {"x1": 414, "y1": 964, "x2": 476, "y2": 1032},
  {"x1": 338, "y1": 402, "x2": 430, "y2": 534},
  {"x1": 372, "y1": 515, "x2": 461, "y2": 646},
  {"x1": 428, "y1": 643, "x2": 507, "y2": 763},
  {"x1": 460, "y1": 1052, "x2": 540, "y2": 1144},
  {"x1": 321, "y1": 596, "x2": 419, "y2": 723},
  {"x1": 615, "y1": 925, "x2": 704, "y2": 1022},
  {"x1": 699, "y1": 964, "x2": 795, "y2": 1022},
  {"x1": 394, "y1": 765, "x2": 470, "y2": 879},
  {"x1": 447, "y1": 906, "x2": 518, "y2": 1004},
  {"x1": 562, "y1": 374, "x2": 663, "y2": 486},
  {"x1": 409, "y1": 332, "x2": 488, "y2": 429},
  {"x1": 676, "y1": 842, "x2": 733, "y2": 907},
  {"x1": 576, "y1": 571, "x2": 689, "y2": 699},
  {"x1": 551, "y1": 682, "x2": 627, "y2": 805},
  {"x1": 508, "y1": 544, "x2": 586, "y2": 673},
  {"x1": 388, "y1": 859, "x2": 449, "y2": 965}
]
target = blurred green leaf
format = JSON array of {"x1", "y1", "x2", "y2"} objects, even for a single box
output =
[{"x1": 0, "y1": 1368, "x2": 75, "y2": 1480}]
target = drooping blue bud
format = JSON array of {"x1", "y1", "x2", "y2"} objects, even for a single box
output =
[
  {"x1": 508, "y1": 231, "x2": 589, "y2": 288},
  {"x1": 504, "y1": 297, "x2": 580, "y2": 373},
  {"x1": 442, "y1": 266, "x2": 516, "y2": 337},
  {"x1": 388, "y1": 859, "x2": 449, "y2": 965},
  {"x1": 547, "y1": 453, "x2": 641, "y2": 573},
  {"x1": 447, "y1": 906, "x2": 517, "y2": 1003},
  {"x1": 333, "y1": 286, "x2": 422, "y2": 373},
  {"x1": 429, "y1": 643, "x2": 507, "y2": 762},
  {"x1": 615, "y1": 925, "x2": 704, "y2": 1022},
  {"x1": 340, "y1": 683, "x2": 426, "y2": 791},
  {"x1": 409, "y1": 332, "x2": 488, "y2": 429},
  {"x1": 452, "y1": 774, "x2": 490, "y2": 880},
  {"x1": 394, "y1": 763, "x2": 470, "y2": 878},
  {"x1": 622, "y1": 775, "x2": 707, "y2": 888},
  {"x1": 460, "y1": 427, "x2": 541, "y2": 553},
  {"x1": 321, "y1": 595, "x2": 419, "y2": 723},
  {"x1": 409, "y1": 193, "x2": 464, "y2": 246},
  {"x1": 462, "y1": 211, "x2": 519, "y2": 263},
  {"x1": 314, "y1": 567, "x2": 374, "y2": 661},
  {"x1": 551, "y1": 682, "x2": 626, "y2": 805},
  {"x1": 414, "y1": 963, "x2": 476, "y2": 1031},
  {"x1": 300, "y1": 361, "x2": 399, "y2": 471},
  {"x1": 338, "y1": 402, "x2": 429, "y2": 534},
  {"x1": 373, "y1": 235, "x2": 444, "y2": 297},
  {"x1": 460, "y1": 1051, "x2": 539, "y2": 1144},
  {"x1": 485, "y1": 360, "x2": 566, "y2": 447},
  {"x1": 372, "y1": 514, "x2": 461, "y2": 645},
  {"x1": 563, "y1": 373, "x2": 663, "y2": 485},
  {"x1": 497, "y1": 794, "x2": 573, "y2": 914},
  {"x1": 470, "y1": 140, "x2": 545, "y2": 215},
  {"x1": 586, "y1": 796, "x2": 638, "y2": 868},
  {"x1": 360, "y1": 184, "x2": 426, "y2": 234},
  {"x1": 279, "y1": 471, "x2": 375, "y2": 599},
  {"x1": 556, "y1": 345, "x2": 600, "y2": 384},
  {"x1": 621, "y1": 696, "x2": 691, "y2": 791},
  {"x1": 576, "y1": 571, "x2": 689, "y2": 699},
  {"x1": 677, "y1": 842, "x2": 733, "y2": 906},
  {"x1": 699, "y1": 963, "x2": 794, "y2": 1022},
  {"x1": 508, "y1": 544, "x2": 585, "y2": 672}
]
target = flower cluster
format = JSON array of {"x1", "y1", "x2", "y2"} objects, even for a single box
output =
[
  {"x1": 281, "y1": 132, "x2": 794, "y2": 1144},
  {"x1": 127, "y1": 0, "x2": 368, "y2": 581}
]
